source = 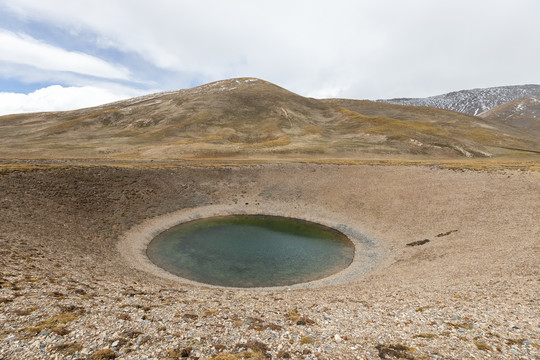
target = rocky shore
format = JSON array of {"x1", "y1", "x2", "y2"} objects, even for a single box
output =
[{"x1": 1, "y1": 163, "x2": 539, "y2": 359}]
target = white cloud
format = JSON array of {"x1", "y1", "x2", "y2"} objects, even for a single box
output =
[
  {"x1": 1, "y1": 0, "x2": 540, "y2": 100},
  {"x1": 0, "y1": 85, "x2": 143, "y2": 116},
  {"x1": 306, "y1": 87, "x2": 345, "y2": 99},
  {"x1": 0, "y1": 30, "x2": 130, "y2": 80}
]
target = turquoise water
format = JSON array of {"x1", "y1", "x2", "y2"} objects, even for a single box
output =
[{"x1": 146, "y1": 215, "x2": 354, "y2": 287}]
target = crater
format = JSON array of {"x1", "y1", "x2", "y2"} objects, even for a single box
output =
[
  {"x1": 146, "y1": 215, "x2": 354, "y2": 288},
  {"x1": 118, "y1": 205, "x2": 379, "y2": 289}
]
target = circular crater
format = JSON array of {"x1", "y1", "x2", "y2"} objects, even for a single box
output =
[
  {"x1": 118, "y1": 205, "x2": 379, "y2": 289},
  {"x1": 146, "y1": 215, "x2": 355, "y2": 288}
]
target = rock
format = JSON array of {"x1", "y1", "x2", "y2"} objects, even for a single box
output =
[
  {"x1": 334, "y1": 334, "x2": 343, "y2": 343},
  {"x1": 406, "y1": 239, "x2": 430, "y2": 247},
  {"x1": 181, "y1": 347, "x2": 192, "y2": 357}
]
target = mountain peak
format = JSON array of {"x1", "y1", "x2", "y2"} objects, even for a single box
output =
[{"x1": 191, "y1": 77, "x2": 264, "y2": 92}]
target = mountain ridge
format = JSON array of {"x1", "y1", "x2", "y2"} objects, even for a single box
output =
[
  {"x1": 1, "y1": 78, "x2": 538, "y2": 160},
  {"x1": 378, "y1": 84, "x2": 540, "y2": 116}
]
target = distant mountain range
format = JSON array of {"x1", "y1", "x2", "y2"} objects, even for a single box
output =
[
  {"x1": 379, "y1": 84, "x2": 540, "y2": 116},
  {"x1": 1, "y1": 78, "x2": 539, "y2": 160}
]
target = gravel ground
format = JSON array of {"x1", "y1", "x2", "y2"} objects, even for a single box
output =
[{"x1": 1, "y1": 163, "x2": 539, "y2": 359}]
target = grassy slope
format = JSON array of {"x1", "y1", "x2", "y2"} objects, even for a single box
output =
[
  {"x1": 0, "y1": 78, "x2": 539, "y2": 162},
  {"x1": 479, "y1": 97, "x2": 540, "y2": 132},
  {"x1": 324, "y1": 99, "x2": 540, "y2": 154}
]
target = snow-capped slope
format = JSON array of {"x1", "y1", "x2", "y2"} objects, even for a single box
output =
[
  {"x1": 379, "y1": 85, "x2": 540, "y2": 116},
  {"x1": 479, "y1": 97, "x2": 540, "y2": 132}
]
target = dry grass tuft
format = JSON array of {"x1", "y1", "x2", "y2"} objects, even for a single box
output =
[
  {"x1": 50, "y1": 342, "x2": 83, "y2": 355},
  {"x1": 89, "y1": 348, "x2": 116, "y2": 359},
  {"x1": 23, "y1": 311, "x2": 79, "y2": 336},
  {"x1": 475, "y1": 341, "x2": 492, "y2": 351},
  {"x1": 375, "y1": 343, "x2": 428, "y2": 359}
]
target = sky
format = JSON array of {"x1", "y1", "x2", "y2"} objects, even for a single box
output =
[{"x1": 0, "y1": 0, "x2": 539, "y2": 115}]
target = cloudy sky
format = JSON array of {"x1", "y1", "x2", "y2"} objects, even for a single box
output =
[{"x1": 1, "y1": 0, "x2": 539, "y2": 115}]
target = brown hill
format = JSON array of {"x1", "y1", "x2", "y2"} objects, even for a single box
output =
[
  {"x1": 0, "y1": 78, "x2": 538, "y2": 159},
  {"x1": 479, "y1": 97, "x2": 540, "y2": 132}
]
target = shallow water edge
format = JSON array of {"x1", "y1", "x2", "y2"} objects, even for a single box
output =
[{"x1": 117, "y1": 203, "x2": 381, "y2": 290}]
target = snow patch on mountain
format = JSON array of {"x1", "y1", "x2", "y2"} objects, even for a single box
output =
[
  {"x1": 378, "y1": 85, "x2": 540, "y2": 115},
  {"x1": 479, "y1": 97, "x2": 540, "y2": 131}
]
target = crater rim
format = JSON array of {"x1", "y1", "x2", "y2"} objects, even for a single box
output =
[{"x1": 117, "y1": 204, "x2": 380, "y2": 290}]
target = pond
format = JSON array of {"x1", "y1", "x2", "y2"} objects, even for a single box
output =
[{"x1": 146, "y1": 215, "x2": 355, "y2": 287}]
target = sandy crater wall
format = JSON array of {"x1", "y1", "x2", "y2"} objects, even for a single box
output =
[{"x1": 2, "y1": 163, "x2": 538, "y2": 289}]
